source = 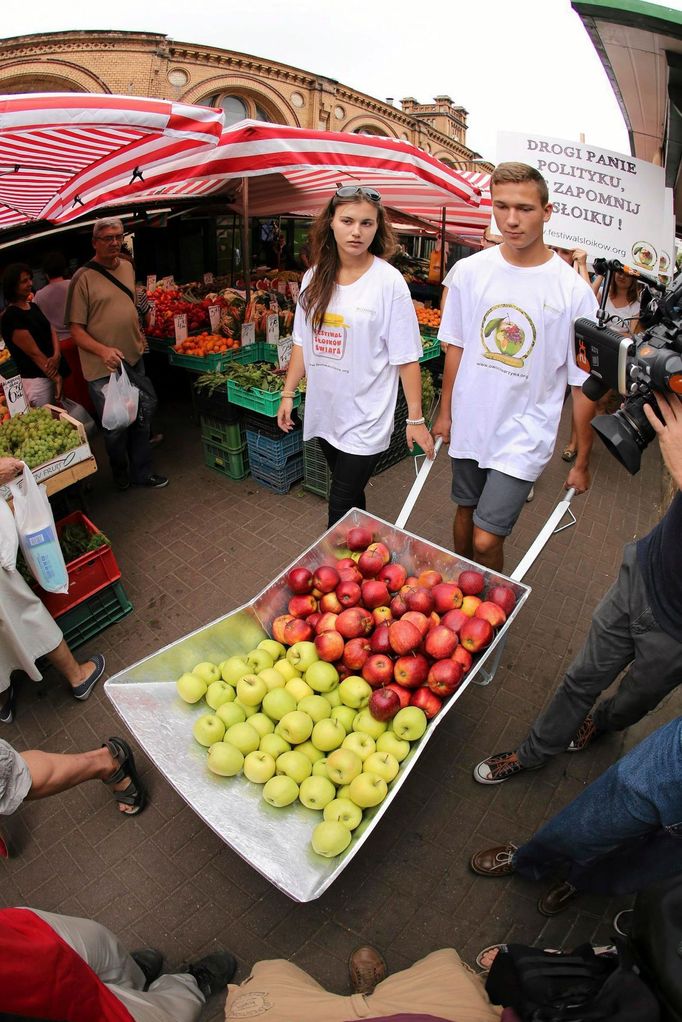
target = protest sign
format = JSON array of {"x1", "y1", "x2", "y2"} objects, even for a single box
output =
[
  {"x1": 496, "y1": 131, "x2": 666, "y2": 267},
  {"x1": 660, "y1": 189, "x2": 675, "y2": 282}
]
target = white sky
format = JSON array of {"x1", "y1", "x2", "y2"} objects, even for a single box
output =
[{"x1": 1, "y1": 0, "x2": 678, "y2": 159}]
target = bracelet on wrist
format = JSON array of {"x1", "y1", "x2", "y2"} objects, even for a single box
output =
[
  {"x1": 406, "y1": 417, "x2": 426, "y2": 426},
  {"x1": 281, "y1": 390, "x2": 297, "y2": 399}
]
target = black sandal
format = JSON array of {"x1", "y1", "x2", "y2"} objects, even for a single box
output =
[{"x1": 102, "y1": 737, "x2": 147, "y2": 816}]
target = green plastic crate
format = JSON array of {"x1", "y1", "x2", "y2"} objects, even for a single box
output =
[
  {"x1": 0, "y1": 355, "x2": 18, "y2": 379},
  {"x1": 419, "y1": 335, "x2": 441, "y2": 362},
  {"x1": 57, "y1": 580, "x2": 133, "y2": 649},
  {"x1": 374, "y1": 390, "x2": 409, "y2": 474},
  {"x1": 302, "y1": 438, "x2": 331, "y2": 499},
  {"x1": 168, "y1": 347, "x2": 236, "y2": 374},
  {"x1": 200, "y1": 416, "x2": 245, "y2": 449},
  {"x1": 227, "y1": 380, "x2": 300, "y2": 417},
  {"x1": 202, "y1": 438, "x2": 249, "y2": 480}
]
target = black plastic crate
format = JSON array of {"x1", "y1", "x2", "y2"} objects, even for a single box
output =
[
  {"x1": 242, "y1": 408, "x2": 300, "y2": 438},
  {"x1": 192, "y1": 383, "x2": 242, "y2": 424}
]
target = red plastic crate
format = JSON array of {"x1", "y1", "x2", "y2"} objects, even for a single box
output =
[{"x1": 34, "y1": 512, "x2": 122, "y2": 618}]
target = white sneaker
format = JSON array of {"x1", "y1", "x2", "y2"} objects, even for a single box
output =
[{"x1": 526, "y1": 486, "x2": 535, "y2": 502}]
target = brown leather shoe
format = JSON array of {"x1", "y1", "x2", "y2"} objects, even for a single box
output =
[
  {"x1": 348, "y1": 945, "x2": 387, "y2": 994},
  {"x1": 470, "y1": 843, "x2": 517, "y2": 877},
  {"x1": 538, "y1": 880, "x2": 578, "y2": 916}
]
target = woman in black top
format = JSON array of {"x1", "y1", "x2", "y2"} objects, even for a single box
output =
[{"x1": 1, "y1": 263, "x2": 65, "y2": 406}]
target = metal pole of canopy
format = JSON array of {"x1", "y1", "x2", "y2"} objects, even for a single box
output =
[
  {"x1": 439, "y1": 206, "x2": 446, "y2": 280},
  {"x1": 242, "y1": 178, "x2": 251, "y2": 302}
]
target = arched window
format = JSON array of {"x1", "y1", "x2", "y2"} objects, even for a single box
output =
[
  {"x1": 204, "y1": 93, "x2": 274, "y2": 126},
  {"x1": 353, "y1": 125, "x2": 387, "y2": 136}
]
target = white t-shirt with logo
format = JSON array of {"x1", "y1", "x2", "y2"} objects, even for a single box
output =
[
  {"x1": 438, "y1": 247, "x2": 598, "y2": 481},
  {"x1": 293, "y1": 257, "x2": 422, "y2": 455}
]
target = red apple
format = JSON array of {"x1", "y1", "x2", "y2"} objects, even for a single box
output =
[
  {"x1": 369, "y1": 687, "x2": 401, "y2": 722},
  {"x1": 361, "y1": 580, "x2": 390, "y2": 609},
  {"x1": 347, "y1": 526, "x2": 373, "y2": 551},
  {"x1": 369, "y1": 623, "x2": 392, "y2": 655},
  {"x1": 458, "y1": 569, "x2": 485, "y2": 595},
  {"x1": 441, "y1": 609, "x2": 469, "y2": 635},
  {"x1": 367, "y1": 542, "x2": 390, "y2": 566},
  {"x1": 307, "y1": 612, "x2": 322, "y2": 631},
  {"x1": 410, "y1": 687, "x2": 442, "y2": 719},
  {"x1": 459, "y1": 617, "x2": 494, "y2": 652},
  {"x1": 404, "y1": 586, "x2": 435, "y2": 615},
  {"x1": 336, "y1": 557, "x2": 356, "y2": 570},
  {"x1": 357, "y1": 549, "x2": 384, "y2": 578},
  {"x1": 287, "y1": 567, "x2": 313, "y2": 594},
  {"x1": 452, "y1": 645, "x2": 473, "y2": 674},
  {"x1": 417, "y1": 569, "x2": 442, "y2": 589},
  {"x1": 431, "y1": 582, "x2": 464, "y2": 613},
  {"x1": 378, "y1": 562, "x2": 407, "y2": 592},
  {"x1": 272, "y1": 614, "x2": 296, "y2": 644},
  {"x1": 461, "y1": 596, "x2": 482, "y2": 617},
  {"x1": 313, "y1": 564, "x2": 341, "y2": 594},
  {"x1": 475, "y1": 601, "x2": 507, "y2": 629},
  {"x1": 372, "y1": 606, "x2": 393, "y2": 627},
  {"x1": 427, "y1": 658, "x2": 464, "y2": 697},
  {"x1": 338, "y1": 565, "x2": 362, "y2": 584},
  {"x1": 336, "y1": 663, "x2": 352, "y2": 681},
  {"x1": 405, "y1": 576, "x2": 419, "y2": 588},
  {"x1": 283, "y1": 617, "x2": 314, "y2": 645},
  {"x1": 315, "y1": 612, "x2": 339, "y2": 634},
  {"x1": 427, "y1": 611, "x2": 441, "y2": 631},
  {"x1": 388, "y1": 619, "x2": 423, "y2": 655},
  {"x1": 315, "y1": 630, "x2": 344, "y2": 662},
  {"x1": 402, "y1": 610, "x2": 430, "y2": 639},
  {"x1": 336, "y1": 607, "x2": 373, "y2": 639},
  {"x1": 390, "y1": 593, "x2": 408, "y2": 618},
  {"x1": 319, "y1": 591, "x2": 343, "y2": 614},
  {"x1": 362, "y1": 654, "x2": 395, "y2": 688},
  {"x1": 393, "y1": 653, "x2": 430, "y2": 689},
  {"x1": 336, "y1": 580, "x2": 362, "y2": 607},
  {"x1": 386, "y1": 682, "x2": 412, "y2": 709},
  {"x1": 487, "y1": 585, "x2": 517, "y2": 616},
  {"x1": 343, "y1": 637, "x2": 372, "y2": 670},
  {"x1": 288, "y1": 594, "x2": 318, "y2": 619},
  {"x1": 424, "y1": 625, "x2": 458, "y2": 660}
]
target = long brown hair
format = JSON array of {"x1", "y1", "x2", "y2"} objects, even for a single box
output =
[
  {"x1": 610, "y1": 272, "x2": 639, "y2": 304},
  {"x1": 299, "y1": 193, "x2": 398, "y2": 332}
]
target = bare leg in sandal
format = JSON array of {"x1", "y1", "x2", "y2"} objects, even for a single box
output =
[{"x1": 20, "y1": 746, "x2": 141, "y2": 815}]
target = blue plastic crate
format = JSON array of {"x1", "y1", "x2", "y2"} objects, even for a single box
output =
[
  {"x1": 245, "y1": 428, "x2": 303, "y2": 468},
  {"x1": 249, "y1": 450, "x2": 304, "y2": 494}
]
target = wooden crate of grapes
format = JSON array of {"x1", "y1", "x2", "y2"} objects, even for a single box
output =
[
  {"x1": 105, "y1": 507, "x2": 533, "y2": 902},
  {"x1": 0, "y1": 405, "x2": 93, "y2": 501}
]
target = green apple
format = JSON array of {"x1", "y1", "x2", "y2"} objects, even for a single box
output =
[
  {"x1": 258, "y1": 668, "x2": 286, "y2": 691},
  {"x1": 234, "y1": 699, "x2": 258, "y2": 718},
  {"x1": 246, "y1": 648, "x2": 274, "y2": 673},
  {"x1": 323, "y1": 687, "x2": 342, "y2": 708},
  {"x1": 337, "y1": 784, "x2": 352, "y2": 800},
  {"x1": 299, "y1": 776, "x2": 336, "y2": 810},
  {"x1": 326, "y1": 747, "x2": 362, "y2": 785},
  {"x1": 331, "y1": 705, "x2": 357, "y2": 733},
  {"x1": 205, "y1": 680, "x2": 236, "y2": 710},
  {"x1": 297, "y1": 741, "x2": 325, "y2": 765},
  {"x1": 297, "y1": 695, "x2": 332, "y2": 723},
  {"x1": 312, "y1": 757, "x2": 331, "y2": 779},
  {"x1": 377, "y1": 731, "x2": 410, "y2": 762},
  {"x1": 248, "y1": 713, "x2": 275, "y2": 739},
  {"x1": 262, "y1": 688, "x2": 297, "y2": 721},
  {"x1": 224, "y1": 722, "x2": 260, "y2": 755},
  {"x1": 324, "y1": 797, "x2": 363, "y2": 831},
  {"x1": 259, "y1": 733, "x2": 291, "y2": 759},
  {"x1": 216, "y1": 702, "x2": 246, "y2": 729},
  {"x1": 258, "y1": 638, "x2": 286, "y2": 661},
  {"x1": 243, "y1": 750, "x2": 276, "y2": 784},
  {"x1": 342, "y1": 731, "x2": 376, "y2": 762},
  {"x1": 352, "y1": 709, "x2": 388, "y2": 741},
  {"x1": 192, "y1": 713, "x2": 226, "y2": 747},
  {"x1": 276, "y1": 710, "x2": 314, "y2": 745},
  {"x1": 273, "y1": 659, "x2": 300, "y2": 682},
  {"x1": 363, "y1": 751, "x2": 399, "y2": 783},
  {"x1": 207, "y1": 741, "x2": 243, "y2": 777},
  {"x1": 285, "y1": 678, "x2": 314, "y2": 702},
  {"x1": 339, "y1": 676, "x2": 372, "y2": 709},
  {"x1": 176, "y1": 672, "x2": 207, "y2": 704},
  {"x1": 220, "y1": 656, "x2": 250, "y2": 685},
  {"x1": 192, "y1": 661, "x2": 221, "y2": 684},
  {"x1": 276, "y1": 749, "x2": 312, "y2": 784},
  {"x1": 263, "y1": 775, "x2": 299, "y2": 807},
  {"x1": 349, "y1": 771, "x2": 388, "y2": 808},
  {"x1": 236, "y1": 674, "x2": 267, "y2": 707},
  {"x1": 311, "y1": 718, "x2": 346, "y2": 753},
  {"x1": 311, "y1": 820, "x2": 351, "y2": 857},
  {"x1": 304, "y1": 661, "x2": 339, "y2": 694},
  {"x1": 286, "y1": 641, "x2": 319, "y2": 672},
  {"x1": 393, "y1": 706, "x2": 428, "y2": 741}
]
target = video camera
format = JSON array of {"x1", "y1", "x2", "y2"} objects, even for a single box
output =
[{"x1": 574, "y1": 258, "x2": 682, "y2": 474}]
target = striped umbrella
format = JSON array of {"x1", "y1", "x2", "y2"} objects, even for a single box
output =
[{"x1": 0, "y1": 93, "x2": 223, "y2": 230}]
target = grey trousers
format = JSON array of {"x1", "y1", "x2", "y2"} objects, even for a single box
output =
[
  {"x1": 518, "y1": 542, "x2": 682, "y2": 768},
  {"x1": 32, "y1": 909, "x2": 205, "y2": 1022}
]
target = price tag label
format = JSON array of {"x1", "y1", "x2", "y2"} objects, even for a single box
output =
[
  {"x1": 162, "y1": 275, "x2": 175, "y2": 289},
  {"x1": 269, "y1": 295, "x2": 279, "y2": 313},
  {"x1": 208, "y1": 305, "x2": 221, "y2": 333},
  {"x1": 2, "y1": 376, "x2": 28, "y2": 417},
  {"x1": 241, "y1": 322, "x2": 256, "y2": 346},
  {"x1": 148, "y1": 301, "x2": 156, "y2": 331},
  {"x1": 146, "y1": 274, "x2": 157, "y2": 292},
  {"x1": 288, "y1": 281, "x2": 300, "y2": 302},
  {"x1": 174, "y1": 313, "x2": 188, "y2": 344},
  {"x1": 266, "y1": 313, "x2": 280, "y2": 345},
  {"x1": 277, "y1": 280, "x2": 287, "y2": 295},
  {"x1": 203, "y1": 271, "x2": 214, "y2": 285},
  {"x1": 277, "y1": 336, "x2": 293, "y2": 370}
]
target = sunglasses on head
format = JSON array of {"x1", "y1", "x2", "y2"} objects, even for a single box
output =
[{"x1": 334, "y1": 185, "x2": 382, "y2": 203}]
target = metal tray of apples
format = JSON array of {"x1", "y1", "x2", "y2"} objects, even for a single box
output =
[{"x1": 105, "y1": 508, "x2": 530, "y2": 903}]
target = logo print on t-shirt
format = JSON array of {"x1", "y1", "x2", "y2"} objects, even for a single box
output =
[
  {"x1": 312, "y1": 312, "x2": 348, "y2": 360},
  {"x1": 481, "y1": 304, "x2": 536, "y2": 369}
]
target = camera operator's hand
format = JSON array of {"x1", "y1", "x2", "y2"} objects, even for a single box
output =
[
  {"x1": 565, "y1": 463, "x2": 590, "y2": 495},
  {"x1": 644, "y1": 394, "x2": 682, "y2": 490}
]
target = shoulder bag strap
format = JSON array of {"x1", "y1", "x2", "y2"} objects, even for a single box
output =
[{"x1": 84, "y1": 260, "x2": 135, "y2": 305}]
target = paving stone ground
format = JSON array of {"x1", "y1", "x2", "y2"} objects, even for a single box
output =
[{"x1": 2, "y1": 370, "x2": 677, "y2": 1020}]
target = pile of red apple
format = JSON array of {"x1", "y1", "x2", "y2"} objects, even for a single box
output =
[{"x1": 274, "y1": 526, "x2": 517, "y2": 724}]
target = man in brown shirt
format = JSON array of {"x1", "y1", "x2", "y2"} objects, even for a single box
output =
[{"x1": 66, "y1": 218, "x2": 167, "y2": 490}]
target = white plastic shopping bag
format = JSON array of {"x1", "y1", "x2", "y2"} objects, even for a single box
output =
[
  {"x1": 8, "y1": 463, "x2": 68, "y2": 593},
  {"x1": 101, "y1": 364, "x2": 138, "y2": 430}
]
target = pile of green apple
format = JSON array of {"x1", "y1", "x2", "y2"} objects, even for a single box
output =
[{"x1": 176, "y1": 643, "x2": 428, "y2": 859}]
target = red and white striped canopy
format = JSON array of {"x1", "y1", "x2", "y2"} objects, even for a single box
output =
[
  {"x1": 97, "y1": 120, "x2": 483, "y2": 223},
  {"x1": 0, "y1": 93, "x2": 223, "y2": 231}
]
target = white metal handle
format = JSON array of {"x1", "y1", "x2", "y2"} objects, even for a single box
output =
[
  {"x1": 395, "y1": 437, "x2": 442, "y2": 530},
  {"x1": 510, "y1": 487, "x2": 576, "y2": 582}
]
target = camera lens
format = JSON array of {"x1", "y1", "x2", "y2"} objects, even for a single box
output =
[{"x1": 591, "y1": 396, "x2": 657, "y2": 475}]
